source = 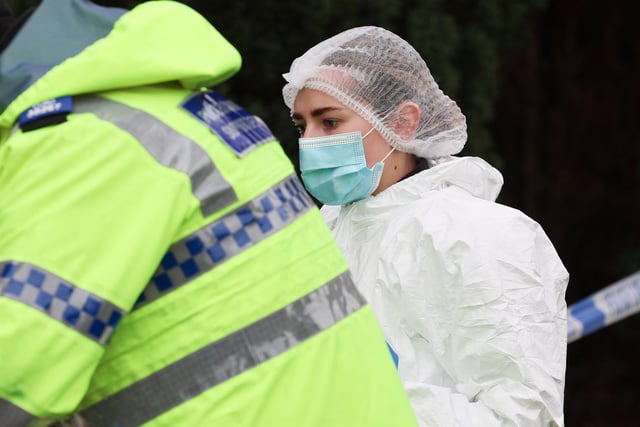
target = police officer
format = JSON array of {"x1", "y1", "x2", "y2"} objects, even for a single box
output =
[{"x1": 0, "y1": 1, "x2": 418, "y2": 426}]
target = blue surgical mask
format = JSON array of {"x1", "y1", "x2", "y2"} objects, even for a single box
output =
[{"x1": 299, "y1": 128, "x2": 395, "y2": 205}]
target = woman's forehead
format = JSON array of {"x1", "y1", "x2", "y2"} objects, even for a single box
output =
[{"x1": 293, "y1": 89, "x2": 351, "y2": 116}]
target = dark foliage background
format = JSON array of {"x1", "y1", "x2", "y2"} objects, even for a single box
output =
[
  {"x1": 494, "y1": 2, "x2": 640, "y2": 425},
  {"x1": 7, "y1": 0, "x2": 640, "y2": 424}
]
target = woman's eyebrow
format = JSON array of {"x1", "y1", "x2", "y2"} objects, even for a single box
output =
[{"x1": 292, "y1": 106, "x2": 347, "y2": 120}]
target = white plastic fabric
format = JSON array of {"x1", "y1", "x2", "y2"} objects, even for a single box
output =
[
  {"x1": 321, "y1": 156, "x2": 569, "y2": 427},
  {"x1": 282, "y1": 26, "x2": 467, "y2": 159}
]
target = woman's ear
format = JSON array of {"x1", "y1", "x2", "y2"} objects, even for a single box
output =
[{"x1": 392, "y1": 102, "x2": 421, "y2": 140}]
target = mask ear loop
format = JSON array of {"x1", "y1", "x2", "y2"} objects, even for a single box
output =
[
  {"x1": 380, "y1": 146, "x2": 396, "y2": 163},
  {"x1": 363, "y1": 127, "x2": 396, "y2": 163},
  {"x1": 362, "y1": 127, "x2": 376, "y2": 139}
]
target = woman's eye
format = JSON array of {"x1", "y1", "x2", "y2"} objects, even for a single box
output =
[{"x1": 324, "y1": 119, "x2": 338, "y2": 129}]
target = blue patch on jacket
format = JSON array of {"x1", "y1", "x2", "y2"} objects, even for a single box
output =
[
  {"x1": 181, "y1": 91, "x2": 274, "y2": 157},
  {"x1": 18, "y1": 96, "x2": 73, "y2": 127}
]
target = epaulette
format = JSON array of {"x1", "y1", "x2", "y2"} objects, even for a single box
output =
[{"x1": 18, "y1": 96, "x2": 72, "y2": 132}]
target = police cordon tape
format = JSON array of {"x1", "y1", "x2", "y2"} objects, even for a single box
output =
[{"x1": 568, "y1": 270, "x2": 640, "y2": 343}]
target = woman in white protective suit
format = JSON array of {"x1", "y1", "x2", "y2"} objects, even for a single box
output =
[{"x1": 282, "y1": 26, "x2": 570, "y2": 427}]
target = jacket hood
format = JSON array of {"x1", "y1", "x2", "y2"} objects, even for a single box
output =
[
  {"x1": 416, "y1": 156, "x2": 504, "y2": 201},
  {"x1": 0, "y1": 0, "x2": 241, "y2": 128},
  {"x1": 379, "y1": 156, "x2": 504, "y2": 203}
]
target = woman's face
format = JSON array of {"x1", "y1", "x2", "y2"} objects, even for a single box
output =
[{"x1": 292, "y1": 88, "x2": 393, "y2": 169}]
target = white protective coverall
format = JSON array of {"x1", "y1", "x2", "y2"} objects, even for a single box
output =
[{"x1": 321, "y1": 156, "x2": 569, "y2": 427}]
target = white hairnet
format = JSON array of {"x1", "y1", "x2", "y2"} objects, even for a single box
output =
[{"x1": 282, "y1": 26, "x2": 467, "y2": 159}]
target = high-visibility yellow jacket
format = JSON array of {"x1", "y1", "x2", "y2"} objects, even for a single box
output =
[{"x1": 0, "y1": 1, "x2": 418, "y2": 426}]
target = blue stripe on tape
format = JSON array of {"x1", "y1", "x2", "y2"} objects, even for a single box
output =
[
  {"x1": 569, "y1": 299, "x2": 605, "y2": 338},
  {"x1": 568, "y1": 270, "x2": 640, "y2": 342}
]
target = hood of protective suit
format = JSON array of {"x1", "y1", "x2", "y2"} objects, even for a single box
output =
[
  {"x1": 409, "y1": 156, "x2": 504, "y2": 202},
  {"x1": 0, "y1": 0, "x2": 241, "y2": 131}
]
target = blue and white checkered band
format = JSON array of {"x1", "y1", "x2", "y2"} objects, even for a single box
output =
[
  {"x1": 134, "y1": 174, "x2": 314, "y2": 309},
  {"x1": 0, "y1": 262, "x2": 125, "y2": 345}
]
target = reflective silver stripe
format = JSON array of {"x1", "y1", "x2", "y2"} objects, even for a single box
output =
[
  {"x1": 0, "y1": 261, "x2": 125, "y2": 345},
  {"x1": 76, "y1": 271, "x2": 364, "y2": 427},
  {"x1": 74, "y1": 95, "x2": 238, "y2": 216},
  {"x1": 0, "y1": 398, "x2": 35, "y2": 427},
  {"x1": 134, "y1": 174, "x2": 314, "y2": 309}
]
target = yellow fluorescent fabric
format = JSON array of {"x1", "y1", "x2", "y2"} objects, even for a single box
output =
[
  {"x1": 83, "y1": 209, "x2": 347, "y2": 403},
  {"x1": 0, "y1": 1, "x2": 419, "y2": 425},
  {"x1": 1, "y1": 300, "x2": 103, "y2": 415},
  {"x1": 153, "y1": 307, "x2": 419, "y2": 427}
]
